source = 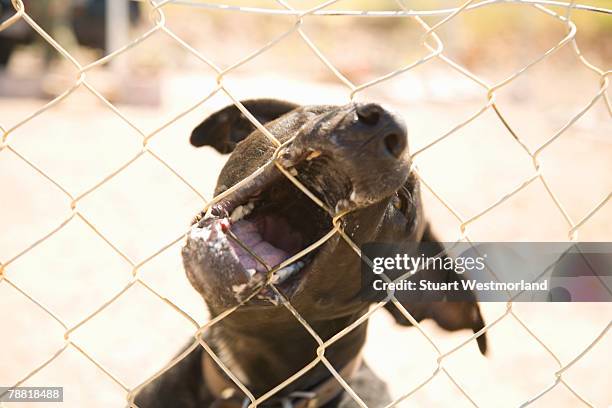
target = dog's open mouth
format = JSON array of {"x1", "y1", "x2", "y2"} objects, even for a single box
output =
[
  {"x1": 221, "y1": 173, "x2": 332, "y2": 287},
  {"x1": 185, "y1": 164, "x2": 333, "y2": 305}
]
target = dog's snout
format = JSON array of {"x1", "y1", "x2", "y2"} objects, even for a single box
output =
[
  {"x1": 355, "y1": 103, "x2": 407, "y2": 159},
  {"x1": 383, "y1": 132, "x2": 405, "y2": 158},
  {"x1": 356, "y1": 103, "x2": 382, "y2": 126}
]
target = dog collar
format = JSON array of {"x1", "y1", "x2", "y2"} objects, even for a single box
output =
[{"x1": 203, "y1": 352, "x2": 362, "y2": 408}]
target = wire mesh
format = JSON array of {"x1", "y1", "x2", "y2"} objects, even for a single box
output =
[{"x1": 0, "y1": 0, "x2": 610, "y2": 407}]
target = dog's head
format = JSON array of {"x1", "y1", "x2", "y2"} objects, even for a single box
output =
[{"x1": 183, "y1": 99, "x2": 416, "y2": 316}]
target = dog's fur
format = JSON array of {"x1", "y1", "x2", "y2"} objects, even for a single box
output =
[{"x1": 135, "y1": 100, "x2": 487, "y2": 407}]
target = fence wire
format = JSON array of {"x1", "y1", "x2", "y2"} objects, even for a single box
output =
[{"x1": 0, "y1": 0, "x2": 611, "y2": 407}]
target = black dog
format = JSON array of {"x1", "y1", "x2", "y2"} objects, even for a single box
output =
[{"x1": 135, "y1": 99, "x2": 487, "y2": 408}]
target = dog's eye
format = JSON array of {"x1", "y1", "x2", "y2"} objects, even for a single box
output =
[
  {"x1": 393, "y1": 188, "x2": 411, "y2": 214},
  {"x1": 392, "y1": 193, "x2": 404, "y2": 212}
]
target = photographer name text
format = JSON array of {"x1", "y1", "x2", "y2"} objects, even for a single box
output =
[{"x1": 372, "y1": 278, "x2": 548, "y2": 292}]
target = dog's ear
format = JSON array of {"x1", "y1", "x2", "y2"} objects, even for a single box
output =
[
  {"x1": 190, "y1": 99, "x2": 299, "y2": 154},
  {"x1": 384, "y1": 224, "x2": 488, "y2": 355}
]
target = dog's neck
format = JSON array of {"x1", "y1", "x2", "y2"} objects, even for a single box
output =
[{"x1": 206, "y1": 308, "x2": 369, "y2": 397}]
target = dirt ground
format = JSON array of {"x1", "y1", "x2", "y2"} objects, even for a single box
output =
[{"x1": 0, "y1": 61, "x2": 611, "y2": 407}]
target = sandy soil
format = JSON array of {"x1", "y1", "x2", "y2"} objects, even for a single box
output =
[{"x1": 0, "y1": 67, "x2": 610, "y2": 408}]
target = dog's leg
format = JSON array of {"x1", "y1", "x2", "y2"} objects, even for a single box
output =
[{"x1": 134, "y1": 344, "x2": 211, "y2": 408}]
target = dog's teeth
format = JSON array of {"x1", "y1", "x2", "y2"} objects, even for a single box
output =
[
  {"x1": 203, "y1": 207, "x2": 215, "y2": 220},
  {"x1": 242, "y1": 201, "x2": 255, "y2": 218},
  {"x1": 289, "y1": 168, "x2": 298, "y2": 177},
  {"x1": 230, "y1": 206, "x2": 245, "y2": 222},
  {"x1": 271, "y1": 261, "x2": 304, "y2": 284},
  {"x1": 230, "y1": 201, "x2": 255, "y2": 223}
]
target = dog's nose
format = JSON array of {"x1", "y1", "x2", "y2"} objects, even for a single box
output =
[
  {"x1": 356, "y1": 103, "x2": 407, "y2": 159},
  {"x1": 356, "y1": 103, "x2": 382, "y2": 126}
]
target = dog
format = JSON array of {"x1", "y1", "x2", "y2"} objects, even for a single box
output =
[{"x1": 135, "y1": 99, "x2": 487, "y2": 408}]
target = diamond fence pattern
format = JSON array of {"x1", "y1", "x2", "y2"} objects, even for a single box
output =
[{"x1": 0, "y1": 0, "x2": 610, "y2": 407}]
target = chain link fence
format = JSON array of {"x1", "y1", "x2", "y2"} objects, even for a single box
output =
[{"x1": 0, "y1": 0, "x2": 610, "y2": 407}]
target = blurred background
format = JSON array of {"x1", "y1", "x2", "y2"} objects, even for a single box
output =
[{"x1": 0, "y1": 1, "x2": 610, "y2": 407}]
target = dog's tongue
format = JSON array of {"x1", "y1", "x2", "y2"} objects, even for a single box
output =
[{"x1": 229, "y1": 220, "x2": 289, "y2": 272}]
